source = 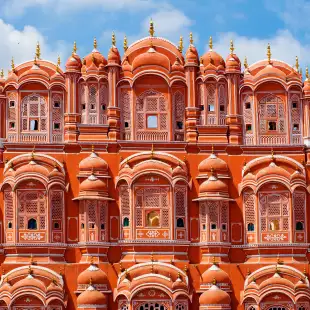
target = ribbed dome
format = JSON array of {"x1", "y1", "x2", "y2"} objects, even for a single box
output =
[
  {"x1": 77, "y1": 264, "x2": 108, "y2": 285},
  {"x1": 291, "y1": 170, "x2": 305, "y2": 182},
  {"x1": 172, "y1": 165, "x2": 186, "y2": 178},
  {"x1": 20, "y1": 63, "x2": 49, "y2": 80},
  {"x1": 201, "y1": 51, "x2": 225, "y2": 70},
  {"x1": 303, "y1": 80, "x2": 310, "y2": 92},
  {"x1": 84, "y1": 49, "x2": 107, "y2": 68},
  {"x1": 171, "y1": 57, "x2": 184, "y2": 72},
  {"x1": 108, "y1": 46, "x2": 121, "y2": 64},
  {"x1": 202, "y1": 264, "x2": 230, "y2": 284},
  {"x1": 77, "y1": 285, "x2": 107, "y2": 306},
  {"x1": 198, "y1": 154, "x2": 228, "y2": 174},
  {"x1": 226, "y1": 53, "x2": 241, "y2": 71},
  {"x1": 185, "y1": 45, "x2": 199, "y2": 64},
  {"x1": 132, "y1": 47, "x2": 170, "y2": 71},
  {"x1": 256, "y1": 162, "x2": 290, "y2": 180},
  {"x1": 255, "y1": 64, "x2": 286, "y2": 81},
  {"x1": 199, "y1": 176, "x2": 228, "y2": 195},
  {"x1": 79, "y1": 151, "x2": 108, "y2": 172},
  {"x1": 79, "y1": 174, "x2": 106, "y2": 192},
  {"x1": 172, "y1": 277, "x2": 187, "y2": 290},
  {"x1": 65, "y1": 53, "x2": 82, "y2": 71},
  {"x1": 13, "y1": 274, "x2": 46, "y2": 292},
  {"x1": 199, "y1": 285, "x2": 231, "y2": 305}
]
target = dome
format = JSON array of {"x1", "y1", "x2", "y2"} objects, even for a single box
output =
[
  {"x1": 13, "y1": 274, "x2": 46, "y2": 292},
  {"x1": 48, "y1": 167, "x2": 63, "y2": 178},
  {"x1": 202, "y1": 264, "x2": 230, "y2": 284},
  {"x1": 108, "y1": 46, "x2": 121, "y2": 64},
  {"x1": 287, "y1": 68, "x2": 301, "y2": 82},
  {"x1": 79, "y1": 174, "x2": 106, "y2": 192},
  {"x1": 77, "y1": 264, "x2": 108, "y2": 286},
  {"x1": 295, "y1": 279, "x2": 308, "y2": 290},
  {"x1": 226, "y1": 53, "x2": 241, "y2": 72},
  {"x1": 259, "y1": 273, "x2": 294, "y2": 290},
  {"x1": 198, "y1": 154, "x2": 228, "y2": 174},
  {"x1": 303, "y1": 79, "x2": 310, "y2": 93},
  {"x1": 132, "y1": 46, "x2": 170, "y2": 71},
  {"x1": 79, "y1": 151, "x2": 108, "y2": 172},
  {"x1": 172, "y1": 276, "x2": 187, "y2": 290},
  {"x1": 291, "y1": 170, "x2": 305, "y2": 182},
  {"x1": 201, "y1": 50, "x2": 225, "y2": 70},
  {"x1": 255, "y1": 64, "x2": 286, "y2": 81},
  {"x1": 20, "y1": 62, "x2": 49, "y2": 80},
  {"x1": 77, "y1": 285, "x2": 107, "y2": 306},
  {"x1": 185, "y1": 45, "x2": 199, "y2": 64},
  {"x1": 6, "y1": 71, "x2": 18, "y2": 83},
  {"x1": 50, "y1": 71, "x2": 65, "y2": 83},
  {"x1": 256, "y1": 162, "x2": 290, "y2": 180},
  {"x1": 122, "y1": 57, "x2": 132, "y2": 72},
  {"x1": 171, "y1": 57, "x2": 184, "y2": 73},
  {"x1": 199, "y1": 285, "x2": 231, "y2": 305},
  {"x1": 199, "y1": 176, "x2": 228, "y2": 195},
  {"x1": 16, "y1": 161, "x2": 49, "y2": 177},
  {"x1": 46, "y1": 281, "x2": 63, "y2": 293},
  {"x1": 172, "y1": 165, "x2": 187, "y2": 178},
  {"x1": 243, "y1": 172, "x2": 255, "y2": 181},
  {"x1": 65, "y1": 53, "x2": 82, "y2": 71},
  {"x1": 84, "y1": 45, "x2": 107, "y2": 68}
]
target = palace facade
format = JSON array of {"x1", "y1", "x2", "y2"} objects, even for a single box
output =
[{"x1": 0, "y1": 21, "x2": 309, "y2": 310}]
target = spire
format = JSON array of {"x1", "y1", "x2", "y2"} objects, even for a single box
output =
[
  {"x1": 178, "y1": 36, "x2": 183, "y2": 53},
  {"x1": 306, "y1": 66, "x2": 309, "y2": 80},
  {"x1": 267, "y1": 43, "x2": 271, "y2": 64},
  {"x1": 244, "y1": 56, "x2": 248, "y2": 69},
  {"x1": 123, "y1": 35, "x2": 128, "y2": 52},
  {"x1": 36, "y1": 41, "x2": 41, "y2": 60},
  {"x1": 112, "y1": 32, "x2": 116, "y2": 47},
  {"x1": 56, "y1": 55, "x2": 61, "y2": 72},
  {"x1": 189, "y1": 32, "x2": 193, "y2": 45},
  {"x1": 73, "y1": 41, "x2": 77, "y2": 54},
  {"x1": 230, "y1": 40, "x2": 234, "y2": 55},
  {"x1": 0, "y1": 69, "x2": 4, "y2": 78},
  {"x1": 93, "y1": 37, "x2": 98, "y2": 49},
  {"x1": 212, "y1": 277, "x2": 217, "y2": 285},
  {"x1": 149, "y1": 18, "x2": 155, "y2": 37},
  {"x1": 11, "y1": 57, "x2": 15, "y2": 71},
  {"x1": 295, "y1": 56, "x2": 299, "y2": 70},
  {"x1": 209, "y1": 36, "x2": 213, "y2": 50}
]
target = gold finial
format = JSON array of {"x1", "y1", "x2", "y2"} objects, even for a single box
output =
[
  {"x1": 212, "y1": 256, "x2": 216, "y2": 265},
  {"x1": 89, "y1": 277, "x2": 93, "y2": 285},
  {"x1": 244, "y1": 56, "x2": 248, "y2": 69},
  {"x1": 30, "y1": 253, "x2": 34, "y2": 265},
  {"x1": 177, "y1": 271, "x2": 181, "y2": 279},
  {"x1": 91, "y1": 53, "x2": 95, "y2": 63},
  {"x1": 306, "y1": 66, "x2": 309, "y2": 79},
  {"x1": 52, "y1": 276, "x2": 57, "y2": 285},
  {"x1": 295, "y1": 56, "x2": 299, "y2": 70},
  {"x1": 209, "y1": 36, "x2": 213, "y2": 50},
  {"x1": 252, "y1": 276, "x2": 256, "y2": 283},
  {"x1": 124, "y1": 269, "x2": 129, "y2": 279},
  {"x1": 189, "y1": 32, "x2": 193, "y2": 45},
  {"x1": 178, "y1": 36, "x2": 184, "y2": 53},
  {"x1": 93, "y1": 37, "x2": 98, "y2": 49},
  {"x1": 112, "y1": 32, "x2": 116, "y2": 46},
  {"x1": 304, "y1": 267, "x2": 307, "y2": 276},
  {"x1": 184, "y1": 265, "x2": 188, "y2": 273},
  {"x1": 11, "y1": 57, "x2": 15, "y2": 71},
  {"x1": 267, "y1": 43, "x2": 271, "y2": 64},
  {"x1": 151, "y1": 144, "x2": 154, "y2": 159},
  {"x1": 149, "y1": 18, "x2": 155, "y2": 37},
  {"x1": 123, "y1": 35, "x2": 128, "y2": 52},
  {"x1": 212, "y1": 277, "x2": 217, "y2": 285},
  {"x1": 34, "y1": 55, "x2": 38, "y2": 65},
  {"x1": 230, "y1": 40, "x2": 234, "y2": 55},
  {"x1": 211, "y1": 144, "x2": 214, "y2": 154},
  {"x1": 73, "y1": 41, "x2": 77, "y2": 54},
  {"x1": 57, "y1": 55, "x2": 61, "y2": 67},
  {"x1": 36, "y1": 41, "x2": 41, "y2": 60},
  {"x1": 28, "y1": 265, "x2": 32, "y2": 275},
  {"x1": 91, "y1": 145, "x2": 95, "y2": 153},
  {"x1": 247, "y1": 269, "x2": 251, "y2": 276},
  {"x1": 0, "y1": 69, "x2": 4, "y2": 78},
  {"x1": 90, "y1": 256, "x2": 94, "y2": 264},
  {"x1": 271, "y1": 148, "x2": 274, "y2": 161},
  {"x1": 275, "y1": 265, "x2": 280, "y2": 273},
  {"x1": 151, "y1": 252, "x2": 154, "y2": 262},
  {"x1": 210, "y1": 166, "x2": 215, "y2": 176},
  {"x1": 119, "y1": 261, "x2": 123, "y2": 272}
]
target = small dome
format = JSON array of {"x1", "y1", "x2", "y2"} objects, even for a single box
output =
[
  {"x1": 287, "y1": 68, "x2": 301, "y2": 82},
  {"x1": 243, "y1": 171, "x2": 255, "y2": 181},
  {"x1": 303, "y1": 80, "x2": 310, "y2": 93},
  {"x1": 65, "y1": 53, "x2": 82, "y2": 71},
  {"x1": 291, "y1": 170, "x2": 305, "y2": 182},
  {"x1": 77, "y1": 285, "x2": 107, "y2": 306},
  {"x1": 256, "y1": 162, "x2": 290, "y2": 180},
  {"x1": 259, "y1": 272, "x2": 294, "y2": 290},
  {"x1": 84, "y1": 49, "x2": 107, "y2": 68},
  {"x1": 79, "y1": 151, "x2": 108, "y2": 172},
  {"x1": 198, "y1": 154, "x2": 228, "y2": 174},
  {"x1": 199, "y1": 176, "x2": 228, "y2": 195},
  {"x1": 185, "y1": 45, "x2": 199, "y2": 64},
  {"x1": 46, "y1": 281, "x2": 63, "y2": 293},
  {"x1": 122, "y1": 57, "x2": 132, "y2": 72},
  {"x1": 77, "y1": 264, "x2": 108, "y2": 286},
  {"x1": 202, "y1": 264, "x2": 230, "y2": 284},
  {"x1": 201, "y1": 51, "x2": 225, "y2": 70},
  {"x1": 226, "y1": 53, "x2": 241, "y2": 72},
  {"x1": 172, "y1": 165, "x2": 186, "y2": 178},
  {"x1": 80, "y1": 174, "x2": 106, "y2": 192},
  {"x1": 108, "y1": 46, "x2": 121, "y2": 64},
  {"x1": 171, "y1": 57, "x2": 184, "y2": 73},
  {"x1": 20, "y1": 62, "x2": 49, "y2": 80},
  {"x1": 6, "y1": 71, "x2": 18, "y2": 83},
  {"x1": 295, "y1": 279, "x2": 308, "y2": 290},
  {"x1": 172, "y1": 276, "x2": 187, "y2": 290},
  {"x1": 199, "y1": 285, "x2": 231, "y2": 305},
  {"x1": 132, "y1": 46, "x2": 170, "y2": 71},
  {"x1": 50, "y1": 70, "x2": 65, "y2": 83},
  {"x1": 48, "y1": 167, "x2": 63, "y2": 178},
  {"x1": 13, "y1": 274, "x2": 46, "y2": 292},
  {"x1": 16, "y1": 161, "x2": 49, "y2": 177}
]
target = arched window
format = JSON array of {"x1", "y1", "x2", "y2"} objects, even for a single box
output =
[
  {"x1": 218, "y1": 84, "x2": 226, "y2": 125},
  {"x1": 123, "y1": 217, "x2": 130, "y2": 227},
  {"x1": 206, "y1": 84, "x2": 216, "y2": 125},
  {"x1": 28, "y1": 218, "x2": 37, "y2": 230},
  {"x1": 173, "y1": 91, "x2": 185, "y2": 141},
  {"x1": 147, "y1": 211, "x2": 160, "y2": 227},
  {"x1": 138, "y1": 302, "x2": 167, "y2": 310},
  {"x1": 177, "y1": 218, "x2": 185, "y2": 227},
  {"x1": 296, "y1": 221, "x2": 304, "y2": 230}
]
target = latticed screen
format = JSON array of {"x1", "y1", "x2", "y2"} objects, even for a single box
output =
[
  {"x1": 134, "y1": 187, "x2": 169, "y2": 228},
  {"x1": 173, "y1": 91, "x2": 185, "y2": 141},
  {"x1": 120, "y1": 89, "x2": 131, "y2": 139},
  {"x1": 259, "y1": 192, "x2": 290, "y2": 232},
  {"x1": 244, "y1": 191, "x2": 256, "y2": 230}
]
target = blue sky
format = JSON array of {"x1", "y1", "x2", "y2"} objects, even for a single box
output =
[{"x1": 0, "y1": 0, "x2": 310, "y2": 74}]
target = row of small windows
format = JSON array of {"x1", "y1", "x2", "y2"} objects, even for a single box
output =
[
  {"x1": 81, "y1": 104, "x2": 106, "y2": 111},
  {"x1": 121, "y1": 216, "x2": 185, "y2": 228},
  {"x1": 81, "y1": 223, "x2": 105, "y2": 230},
  {"x1": 244, "y1": 101, "x2": 299, "y2": 109},
  {"x1": 247, "y1": 221, "x2": 304, "y2": 231},
  {"x1": 245, "y1": 122, "x2": 300, "y2": 132},
  {"x1": 9, "y1": 121, "x2": 61, "y2": 130},
  {"x1": 202, "y1": 223, "x2": 227, "y2": 231},
  {"x1": 8, "y1": 219, "x2": 61, "y2": 230}
]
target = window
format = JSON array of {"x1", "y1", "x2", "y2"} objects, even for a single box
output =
[
  {"x1": 296, "y1": 221, "x2": 304, "y2": 230},
  {"x1": 91, "y1": 104, "x2": 95, "y2": 110},
  {"x1": 81, "y1": 223, "x2": 85, "y2": 229},
  {"x1": 202, "y1": 224, "x2": 206, "y2": 230},
  {"x1": 30, "y1": 119, "x2": 39, "y2": 131},
  {"x1": 147, "y1": 211, "x2": 160, "y2": 227},
  {"x1": 100, "y1": 223, "x2": 105, "y2": 229},
  {"x1": 176, "y1": 121, "x2": 183, "y2": 129},
  {"x1": 82, "y1": 104, "x2": 86, "y2": 110},
  {"x1": 53, "y1": 122, "x2": 60, "y2": 130},
  {"x1": 200, "y1": 105, "x2": 204, "y2": 111},
  {"x1": 54, "y1": 222, "x2": 60, "y2": 229},
  {"x1": 211, "y1": 223, "x2": 217, "y2": 230},
  {"x1": 208, "y1": 104, "x2": 215, "y2": 112},
  {"x1": 8, "y1": 222, "x2": 12, "y2": 229},
  {"x1": 9, "y1": 122, "x2": 15, "y2": 129},
  {"x1": 147, "y1": 115, "x2": 158, "y2": 128},
  {"x1": 293, "y1": 124, "x2": 299, "y2": 131},
  {"x1": 247, "y1": 223, "x2": 255, "y2": 231},
  {"x1": 28, "y1": 218, "x2": 37, "y2": 230},
  {"x1": 220, "y1": 105, "x2": 225, "y2": 112},
  {"x1": 177, "y1": 218, "x2": 185, "y2": 227},
  {"x1": 101, "y1": 104, "x2": 106, "y2": 110},
  {"x1": 9, "y1": 101, "x2": 15, "y2": 108},
  {"x1": 246, "y1": 124, "x2": 252, "y2": 131},
  {"x1": 245, "y1": 102, "x2": 251, "y2": 109},
  {"x1": 268, "y1": 121, "x2": 277, "y2": 131},
  {"x1": 269, "y1": 219, "x2": 280, "y2": 231},
  {"x1": 89, "y1": 223, "x2": 95, "y2": 229},
  {"x1": 222, "y1": 223, "x2": 227, "y2": 231},
  {"x1": 292, "y1": 101, "x2": 298, "y2": 108},
  {"x1": 123, "y1": 217, "x2": 129, "y2": 227},
  {"x1": 125, "y1": 122, "x2": 129, "y2": 128},
  {"x1": 53, "y1": 101, "x2": 61, "y2": 108}
]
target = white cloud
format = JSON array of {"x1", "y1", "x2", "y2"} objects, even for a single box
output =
[
  {"x1": 2, "y1": 0, "x2": 155, "y2": 16},
  {"x1": 0, "y1": 19, "x2": 69, "y2": 74},
  {"x1": 211, "y1": 29, "x2": 310, "y2": 71}
]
